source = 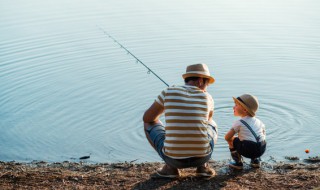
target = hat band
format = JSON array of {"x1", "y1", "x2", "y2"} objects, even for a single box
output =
[
  {"x1": 185, "y1": 71, "x2": 210, "y2": 76},
  {"x1": 237, "y1": 97, "x2": 246, "y2": 105}
]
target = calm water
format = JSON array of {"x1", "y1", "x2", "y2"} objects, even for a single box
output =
[{"x1": 0, "y1": 0, "x2": 319, "y2": 163}]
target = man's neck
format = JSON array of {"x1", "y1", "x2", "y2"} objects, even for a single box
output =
[
  {"x1": 185, "y1": 81, "x2": 196, "y2": 86},
  {"x1": 185, "y1": 81, "x2": 206, "y2": 91}
]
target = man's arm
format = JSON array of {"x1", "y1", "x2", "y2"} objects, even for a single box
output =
[
  {"x1": 143, "y1": 101, "x2": 164, "y2": 123},
  {"x1": 208, "y1": 110, "x2": 215, "y2": 123}
]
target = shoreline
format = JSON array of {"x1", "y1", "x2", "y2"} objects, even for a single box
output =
[{"x1": 0, "y1": 159, "x2": 319, "y2": 189}]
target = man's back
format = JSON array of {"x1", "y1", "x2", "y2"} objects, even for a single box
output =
[{"x1": 155, "y1": 85, "x2": 214, "y2": 159}]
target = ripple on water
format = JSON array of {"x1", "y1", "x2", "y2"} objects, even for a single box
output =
[{"x1": 0, "y1": 0, "x2": 320, "y2": 163}]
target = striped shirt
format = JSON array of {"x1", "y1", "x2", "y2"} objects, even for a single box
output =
[{"x1": 155, "y1": 85, "x2": 214, "y2": 159}]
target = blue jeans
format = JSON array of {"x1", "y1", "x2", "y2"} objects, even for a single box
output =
[{"x1": 145, "y1": 123, "x2": 215, "y2": 168}]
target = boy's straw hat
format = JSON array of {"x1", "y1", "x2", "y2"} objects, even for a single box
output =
[
  {"x1": 182, "y1": 63, "x2": 215, "y2": 84},
  {"x1": 233, "y1": 94, "x2": 259, "y2": 117}
]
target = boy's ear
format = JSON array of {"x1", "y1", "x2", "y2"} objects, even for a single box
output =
[
  {"x1": 243, "y1": 108, "x2": 249, "y2": 114},
  {"x1": 244, "y1": 108, "x2": 254, "y2": 116}
]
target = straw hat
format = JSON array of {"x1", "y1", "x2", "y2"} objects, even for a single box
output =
[
  {"x1": 233, "y1": 94, "x2": 259, "y2": 117},
  {"x1": 182, "y1": 63, "x2": 215, "y2": 84}
]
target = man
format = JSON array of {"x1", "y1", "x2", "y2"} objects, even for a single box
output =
[{"x1": 143, "y1": 63, "x2": 218, "y2": 178}]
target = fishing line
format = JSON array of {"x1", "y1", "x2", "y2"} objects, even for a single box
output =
[{"x1": 97, "y1": 26, "x2": 169, "y2": 87}]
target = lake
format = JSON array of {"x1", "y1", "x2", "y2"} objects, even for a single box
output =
[{"x1": 0, "y1": 0, "x2": 319, "y2": 163}]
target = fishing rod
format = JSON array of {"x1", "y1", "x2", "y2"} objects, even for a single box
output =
[{"x1": 97, "y1": 26, "x2": 169, "y2": 87}]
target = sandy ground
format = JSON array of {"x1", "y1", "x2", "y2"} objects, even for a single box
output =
[{"x1": 0, "y1": 158, "x2": 319, "y2": 190}]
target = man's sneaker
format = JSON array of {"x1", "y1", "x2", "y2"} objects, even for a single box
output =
[
  {"x1": 155, "y1": 164, "x2": 180, "y2": 178},
  {"x1": 229, "y1": 161, "x2": 243, "y2": 170},
  {"x1": 250, "y1": 158, "x2": 261, "y2": 168},
  {"x1": 196, "y1": 163, "x2": 216, "y2": 177}
]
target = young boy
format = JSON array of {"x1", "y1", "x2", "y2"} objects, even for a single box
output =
[{"x1": 225, "y1": 94, "x2": 266, "y2": 169}]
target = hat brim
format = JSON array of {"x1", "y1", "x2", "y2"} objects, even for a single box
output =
[
  {"x1": 232, "y1": 97, "x2": 255, "y2": 116},
  {"x1": 182, "y1": 73, "x2": 215, "y2": 84}
]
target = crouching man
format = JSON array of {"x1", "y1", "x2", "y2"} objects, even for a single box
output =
[{"x1": 143, "y1": 63, "x2": 218, "y2": 178}]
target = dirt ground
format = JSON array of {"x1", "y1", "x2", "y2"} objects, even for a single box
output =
[{"x1": 0, "y1": 159, "x2": 319, "y2": 190}]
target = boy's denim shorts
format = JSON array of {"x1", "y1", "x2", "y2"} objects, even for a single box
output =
[
  {"x1": 145, "y1": 123, "x2": 216, "y2": 168},
  {"x1": 233, "y1": 137, "x2": 266, "y2": 159}
]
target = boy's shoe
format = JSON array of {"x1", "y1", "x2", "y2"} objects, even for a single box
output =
[
  {"x1": 230, "y1": 150, "x2": 243, "y2": 164},
  {"x1": 229, "y1": 161, "x2": 243, "y2": 170},
  {"x1": 155, "y1": 164, "x2": 180, "y2": 178},
  {"x1": 250, "y1": 158, "x2": 261, "y2": 168},
  {"x1": 196, "y1": 163, "x2": 216, "y2": 177}
]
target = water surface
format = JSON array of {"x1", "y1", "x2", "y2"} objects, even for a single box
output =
[{"x1": 0, "y1": 0, "x2": 319, "y2": 163}]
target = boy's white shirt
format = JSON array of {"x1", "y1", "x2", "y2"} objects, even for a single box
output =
[{"x1": 232, "y1": 116, "x2": 266, "y2": 142}]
